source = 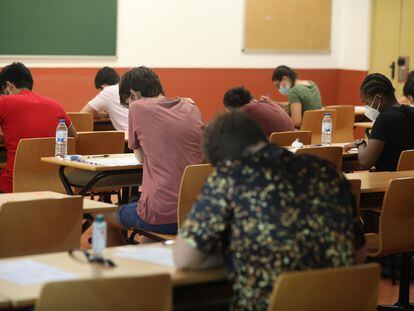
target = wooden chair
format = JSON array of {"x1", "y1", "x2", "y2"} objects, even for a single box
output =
[
  {"x1": 0, "y1": 196, "x2": 83, "y2": 258},
  {"x1": 365, "y1": 177, "x2": 414, "y2": 310},
  {"x1": 75, "y1": 131, "x2": 125, "y2": 155},
  {"x1": 13, "y1": 137, "x2": 76, "y2": 193},
  {"x1": 300, "y1": 109, "x2": 337, "y2": 144},
  {"x1": 36, "y1": 274, "x2": 172, "y2": 311},
  {"x1": 325, "y1": 105, "x2": 355, "y2": 143},
  {"x1": 131, "y1": 164, "x2": 213, "y2": 242},
  {"x1": 396, "y1": 150, "x2": 414, "y2": 171},
  {"x1": 267, "y1": 264, "x2": 380, "y2": 311},
  {"x1": 67, "y1": 112, "x2": 93, "y2": 132},
  {"x1": 269, "y1": 130, "x2": 312, "y2": 146},
  {"x1": 296, "y1": 146, "x2": 343, "y2": 171}
]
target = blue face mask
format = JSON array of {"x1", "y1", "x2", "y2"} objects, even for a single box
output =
[{"x1": 279, "y1": 86, "x2": 289, "y2": 96}]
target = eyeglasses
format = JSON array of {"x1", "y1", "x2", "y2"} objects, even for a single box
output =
[{"x1": 68, "y1": 249, "x2": 117, "y2": 268}]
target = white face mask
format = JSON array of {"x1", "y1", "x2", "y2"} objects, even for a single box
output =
[{"x1": 364, "y1": 95, "x2": 382, "y2": 121}]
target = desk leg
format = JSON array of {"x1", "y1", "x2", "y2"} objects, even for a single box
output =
[{"x1": 59, "y1": 166, "x2": 74, "y2": 195}]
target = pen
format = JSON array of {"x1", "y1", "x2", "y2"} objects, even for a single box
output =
[{"x1": 86, "y1": 155, "x2": 110, "y2": 158}]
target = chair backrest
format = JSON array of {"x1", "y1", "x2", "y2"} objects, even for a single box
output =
[
  {"x1": 36, "y1": 274, "x2": 172, "y2": 311},
  {"x1": 269, "y1": 131, "x2": 312, "y2": 146},
  {"x1": 75, "y1": 131, "x2": 125, "y2": 155},
  {"x1": 0, "y1": 197, "x2": 83, "y2": 258},
  {"x1": 348, "y1": 179, "x2": 361, "y2": 210},
  {"x1": 13, "y1": 137, "x2": 76, "y2": 193},
  {"x1": 67, "y1": 112, "x2": 93, "y2": 132},
  {"x1": 324, "y1": 105, "x2": 355, "y2": 143},
  {"x1": 267, "y1": 264, "x2": 380, "y2": 311},
  {"x1": 300, "y1": 109, "x2": 337, "y2": 144},
  {"x1": 295, "y1": 146, "x2": 343, "y2": 171},
  {"x1": 378, "y1": 177, "x2": 414, "y2": 255},
  {"x1": 396, "y1": 150, "x2": 414, "y2": 171},
  {"x1": 177, "y1": 164, "x2": 213, "y2": 227}
]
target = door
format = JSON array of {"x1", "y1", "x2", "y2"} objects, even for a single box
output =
[{"x1": 369, "y1": 0, "x2": 413, "y2": 96}]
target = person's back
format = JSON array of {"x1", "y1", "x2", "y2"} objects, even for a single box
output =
[
  {"x1": 129, "y1": 97, "x2": 204, "y2": 224},
  {"x1": 174, "y1": 111, "x2": 364, "y2": 310},
  {"x1": 241, "y1": 100, "x2": 294, "y2": 136},
  {"x1": 370, "y1": 104, "x2": 414, "y2": 171},
  {"x1": 0, "y1": 63, "x2": 73, "y2": 193}
]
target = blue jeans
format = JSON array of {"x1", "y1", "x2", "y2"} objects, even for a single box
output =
[{"x1": 117, "y1": 201, "x2": 177, "y2": 235}]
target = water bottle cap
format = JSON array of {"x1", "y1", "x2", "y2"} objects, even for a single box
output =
[
  {"x1": 59, "y1": 119, "x2": 66, "y2": 124},
  {"x1": 95, "y1": 214, "x2": 104, "y2": 222},
  {"x1": 325, "y1": 113, "x2": 330, "y2": 116}
]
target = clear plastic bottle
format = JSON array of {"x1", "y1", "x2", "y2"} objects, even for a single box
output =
[
  {"x1": 92, "y1": 214, "x2": 107, "y2": 259},
  {"x1": 321, "y1": 113, "x2": 332, "y2": 145},
  {"x1": 55, "y1": 119, "x2": 68, "y2": 158}
]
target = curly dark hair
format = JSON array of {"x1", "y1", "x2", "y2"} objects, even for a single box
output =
[
  {"x1": 0, "y1": 62, "x2": 33, "y2": 91},
  {"x1": 94, "y1": 67, "x2": 120, "y2": 89},
  {"x1": 223, "y1": 86, "x2": 253, "y2": 109},
  {"x1": 203, "y1": 111, "x2": 267, "y2": 166}
]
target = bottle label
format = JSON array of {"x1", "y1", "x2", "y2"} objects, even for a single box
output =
[
  {"x1": 322, "y1": 123, "x2": 332, "y2": 133},
  {"x1": 56, "y1": 131, "x2": 67, "y2": 143}
]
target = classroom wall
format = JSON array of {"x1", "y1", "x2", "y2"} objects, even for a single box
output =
[{"x1": 0, "y1": 0, "x2": 371, "y2": 121}]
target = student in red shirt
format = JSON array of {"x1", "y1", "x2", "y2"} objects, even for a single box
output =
[
  {"x1": 106, "y1": 66, "x2": 204, "y2": 237},
  {"x1": 223, "y1": 86, "x2": 294, "y2": 137},
  {"x1": 0, "y1": 62, "x2": 77, "y2": 193}
]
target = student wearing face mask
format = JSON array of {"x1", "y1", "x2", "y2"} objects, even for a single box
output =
[
  {"x1": 261, "y1": 65, "x2": 322, "y2": 128},
  {"x1": 344, "y1": 73, "x2": 414, "y2": 171}
]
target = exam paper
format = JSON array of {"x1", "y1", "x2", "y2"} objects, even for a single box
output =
[
  {"x1": 0, "y1": 259, "x2": 77, "y2": 285},
  {"x1": 83, "y1": 156, "x2": 140, "y2": 167},
  {"x1": 113, "y1": 246, "x2": 175, "y2": 267}
]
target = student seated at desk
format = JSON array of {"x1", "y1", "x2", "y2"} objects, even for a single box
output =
[
  {"x1": 345, "y1": 73, "x2": 414, "y2": 171},
  {"x1": 223, "y1": 86, "x2": 294, "y2": 136},
  {"x1": 81, "y1": 67, "x2": 129, "y2": 132},
  {"x1": 399, "y1": 71, "x2": 414, "y2": 106},
  {"x1": 173, "y1": 111, "x2": 365, "y2": 310},
  {"x1": 261, "y1": 65, "x2": 322, "y2": 128},
  {"x1": 107, "y1": 66, "x2": 204, "y2": 236},
  {"x1": 0, "y1": 62, "x2": 77, "y2": 193}
]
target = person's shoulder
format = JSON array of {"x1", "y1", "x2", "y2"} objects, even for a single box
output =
[{"x1": 103, "y1": 84, "x2": 119, "y2": 95}]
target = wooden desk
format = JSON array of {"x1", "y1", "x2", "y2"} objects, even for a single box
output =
[
  {"x1": 287, "y1": 142, "x2": 358, "y2": 160},
  {"x1": 354, "y1": 106, "x2": 365, "y2": 116},
  {"x1": 93, "y1": 117, "x2": 115, "y2": 131},
  {"x1": 41, "y1": 154, "x2": 143, "y2": 196},
  {"x1": 0, "y1": 191, "x2": 117, "y2": 214},
  {"x1": 345, "y1": 170, "x2": 414, "y2": 193},
  {"x1": 0, "y1": 244, "x2": 227, "y2": 309}
]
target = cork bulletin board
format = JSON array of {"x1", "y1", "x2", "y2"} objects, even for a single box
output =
[{"x1": 244, "y1": 0, "x2": 332, "y2": 52}]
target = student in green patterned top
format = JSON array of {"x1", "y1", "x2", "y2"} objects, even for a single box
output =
[{"x1": 261, "y1": 65, "x2": 322, "y2": 128}]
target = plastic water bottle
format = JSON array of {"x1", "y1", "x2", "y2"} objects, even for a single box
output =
[
  {"x1": 55, "y1": 119, "x2": 68, "y2": 158},
  {"x1": 321, "y1": 113, "x2": 332, "y2": 145},
  {"x1": 92, "y1": 214, "x2": 107, "y2": 259}
]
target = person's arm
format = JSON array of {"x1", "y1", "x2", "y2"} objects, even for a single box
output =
[
  {"x1": 290, "y1": 103, "x2": 302, "y2": 128},
  {"x1": 133, "y1": 148, "x2": 144, "y2": 163},
  {"x1": 355, "y1": 243, "x2": 367, "y2": 264},
  {"x1": 68, "y1": 124, "x2": 78, "y2": 140},
  {"x1": 344, "y1": 139, "x2": 385, "y2": 170},
  {"x1": 173, "y1": 237, "x2": 223, "y2": 270},
  {"x1": 80, "y1": 103, "x2": 98, "y2": 116}
]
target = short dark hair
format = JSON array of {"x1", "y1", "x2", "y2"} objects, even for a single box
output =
[
  {"x1": 94, "y1": 67, "x2": 120, "y2": 89},
  {"x1": 403, "y1": 79, "x2": 414, "y2": 98},
  {"x1": 203, "y1": 111, "x2": 267, "y2": 166},
  {"x1": 272, "y1": 65, "x2": 297, "y2": 83},
  {"x1": 223, "y1": 87, "x2": 253, "y2": 109},
  {"x1": 0, "y1": 62, "x2": 33, "y2": 91},
  {"x1": 360, "y1": 73, "x2": 396, "y2": 101},
  {"x1": 119, "y1": 66, "x2": 165, "y2": 106},
  {"x1": 407, "y1": 71, "x2": 414, "y2": 82}
]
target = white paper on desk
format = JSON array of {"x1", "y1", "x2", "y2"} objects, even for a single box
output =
[
  {"x1": 113, "y1": 246, "x2": 175, "y2": 267},
  {"x1": 83, "y1": 157, "x2": 140, "y2": 167},
  {"x1": 0, "y1": 259, "x2": 77, "y2": 285}
]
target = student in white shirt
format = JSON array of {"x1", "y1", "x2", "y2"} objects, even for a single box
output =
[{"x1": 81, "y1": 67, "x2": 129, "y2": 132}]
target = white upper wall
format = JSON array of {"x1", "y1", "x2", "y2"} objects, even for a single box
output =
[{"x1": 0, "y1": 0, "x2": 371, "y2": 70}]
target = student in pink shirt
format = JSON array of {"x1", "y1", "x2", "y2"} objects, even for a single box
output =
[
  {"x1": 107, "y1": 67, "x2": 204, "y2": 236},
  {"x1": 223, "y1": 87, "x2": 294, "y2": 137}
]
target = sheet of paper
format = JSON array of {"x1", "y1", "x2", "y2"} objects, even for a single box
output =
[
  {"x1": 113, "y1": 246, "x2": 175, "y2": 267},
  {"x1": 82, "y1": 156, "x2": 140, "y2": 167},
  {"x1": 0, "y1": 259, "x2": 77, "y2": 285}
]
